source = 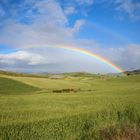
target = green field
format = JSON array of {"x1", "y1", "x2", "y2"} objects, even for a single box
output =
[{"x1": 0, "y1": 73, "x2": 140, "y2": 140}]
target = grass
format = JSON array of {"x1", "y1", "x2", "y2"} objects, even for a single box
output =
[
  {"x1": 0, "y1": 107, "x2": 139, "y2": 140},
  {"x1": 0, "y1": 77, "x2": 40, "y2": 94},
  {"x1": 0, "y1": 73, "x2": 140, "y2": 139}
]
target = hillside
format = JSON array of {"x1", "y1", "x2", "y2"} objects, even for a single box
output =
[{"x1": 0, "y1": 77, "x2": 40, "y2": 94}]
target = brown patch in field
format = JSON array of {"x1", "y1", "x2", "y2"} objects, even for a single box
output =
[{"x1": 99, "y1": 124, "x2": 140, "y2": 140}]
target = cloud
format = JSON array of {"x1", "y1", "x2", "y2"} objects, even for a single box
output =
[
  {"x1": 34, "y1": 0, "x2": 68, "y2": 24},
  {"x1": 0, "y1": 44, "x2": 140, "y2": 73},
  {"x1": 72, "y1": 19, "x2": 85, "y2": 33},
  {"x1": 89, "y1": 0, "x2": 140, "y2": 20},
  {"x1": 115, "y1": 0, "x2": 140, "y2": 20},
  {"x1": 0, "y1": 51, "x2": 47, "y2": 65},
  {"x1": 0, "y1": 0, "x2": 86, "y2": 48},
  {"x1": 0, "y1": 47, "x2": 117, "y2": 73},
  {"x1": 0, "y1": 0, "x2": 139, "y2": 73},
  {"x1": 64, "y1": 6, "x2": 76, "y2": 15},
  {"x1": 92, "y1": 44, "x2": 140, "y2": 71},
  {"x1": 114, "y1": 45, "x2": 140, "y2": 70}
]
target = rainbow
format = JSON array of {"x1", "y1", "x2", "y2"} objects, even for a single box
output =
[{"x1": 21, "y1": 45, "x2": 126, "y2": 76}]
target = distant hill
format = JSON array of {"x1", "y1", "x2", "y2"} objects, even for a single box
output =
[
  {"x1": 0, "y1": 70, "x2": 102, "y2": 78},
  {"x1": 0, "y1": 69, "x2": 140, "y2": 78},
  {"x1": 0, "y1": 70, "x2": 45, "y2": 78},
  {"x1": 125, "y1": 69, "x2": 140, "y2": 75},
  {"x1": 0, "y1": 70, "x2": 34, "y2": 77},
  {"x1": 62, "y1": 72, "x2": 100, "y2": 77}
]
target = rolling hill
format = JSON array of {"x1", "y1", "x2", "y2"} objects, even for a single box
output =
[
  {"x1": 0, "y1": 70, "x2": 140, "y2": 140},
  {"x1": 0, "y1": 77, "x2": 40, "y2": 94}
]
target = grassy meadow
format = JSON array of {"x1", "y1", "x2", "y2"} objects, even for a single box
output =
[{"x1": 0, "y1": 72, "x2": 140, "y2": 140}]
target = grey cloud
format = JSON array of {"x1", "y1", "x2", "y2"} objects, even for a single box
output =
[
  {"x1": 1, "y1": 45, "x2": 140, "y2": 73},
  {"x1": 0, "y1": 47, "x2": 117, "y2": 73},
  {"x1": 89, "y1": 44, "x2": 140, "y2": 71},
  {"x1": 115, "y1": 45, "x2": 140, "y2": 70}
]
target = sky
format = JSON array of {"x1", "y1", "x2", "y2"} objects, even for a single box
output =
[{"x1": 0, "y1": 0, "x2": 140, "y2": 73}]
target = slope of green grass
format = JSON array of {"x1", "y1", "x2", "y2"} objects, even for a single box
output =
[
  {"x1": 0, "y1": 73, "x2": 140, "y2": 139},
  {"x1": 0, "y1": 77, "x2": 40, "y2": 94}
]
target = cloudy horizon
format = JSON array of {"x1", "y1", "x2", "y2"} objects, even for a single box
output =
[{"x1": 0, "y1": 0, "x2": 140, "y2": 73}]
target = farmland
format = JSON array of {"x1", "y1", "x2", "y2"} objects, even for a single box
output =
[{"x1": 0, "y1": 72, "x2": 140, "y2": 140}]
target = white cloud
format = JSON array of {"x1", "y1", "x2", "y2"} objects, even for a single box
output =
[
  {"x1": 115, "y1": 0, "x2": 140, "y2": 20},
  {"x1": 0, "y1": 0, "x2": 139, "y2": 73},
  {"x1": 64, "y1": 6, "x2": 76, "y2": 15},
  {"x1": 34, "y1": 0, "x2": 68, "y2": 24},
  {"x1": 72, "y1": 19, "x2": 85, "y2": 33},
  {"x1": 88, "y1": 0, "x2": 140, "y2": 20},
  {"x1": 0, "y1": 0, "x2": 85, "y2": 48},
  {"x1": 0, "y1": 51, "x2": 47, "y2": 65}
]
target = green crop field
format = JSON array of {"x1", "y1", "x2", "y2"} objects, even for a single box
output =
[{"x1": 0, "y1": 73, "x2": 140, "y2": 140}]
